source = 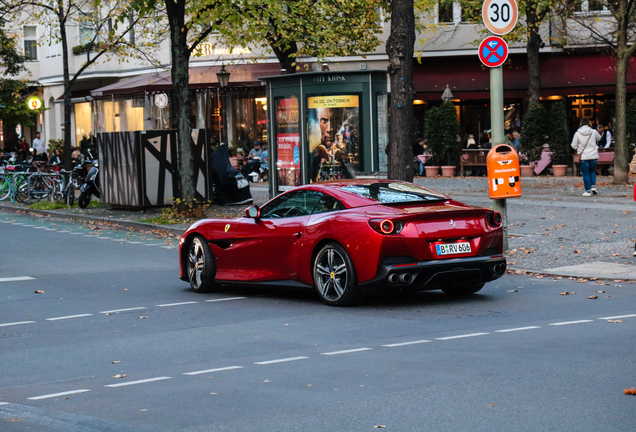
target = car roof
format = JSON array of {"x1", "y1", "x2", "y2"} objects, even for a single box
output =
[{"x1": 291, "y1": 179, "x2": 450, "y2": 209}]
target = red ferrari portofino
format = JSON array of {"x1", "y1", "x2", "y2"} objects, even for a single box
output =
[{"x1": 179, "y1": 180, "x2": 506, "y2": 306}]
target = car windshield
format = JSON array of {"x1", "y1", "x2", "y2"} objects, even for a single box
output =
[{"x1": 339, "y1": 182, "x2": 446, "y2": 204}]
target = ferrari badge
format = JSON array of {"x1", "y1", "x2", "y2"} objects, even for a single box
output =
[{"x1": 224, "y1": 224, "x2": 230, "y2": 233}]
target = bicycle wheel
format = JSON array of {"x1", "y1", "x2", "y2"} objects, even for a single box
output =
[
  {"x1": 49, "y1": 179, "x2": 63, "y2": 202},
  {"x1": 65, "y1": 182, "x2": 75, "y2": 206},
  {"x1": 0, "y1": 175, "x2": 11, "y2": 201},
  {"x1": 15, "y1": 182, "x2": 30, "y2": 203},
  {"x1": 27, "y1": 175, "x2": 47, "y2": 202}
]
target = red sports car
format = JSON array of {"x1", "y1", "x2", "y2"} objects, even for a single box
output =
[{"x1": 179, "y1": 180, "x2": 506, "y2": 306}]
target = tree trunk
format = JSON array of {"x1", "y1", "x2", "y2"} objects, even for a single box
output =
[
  {"x1": 614, "y1": 46, "x2": 629, "y2": 184},
  {"x1": 166, "y1": 0, "x2": 195, "y2": 201},
  {"x1": 270, "y1": 41, "x2": 298, "y2": 74},
  {"x1": 59, "y1": 4, "x2": 72, "y2": 169},
  {"x1": 526, "y1": 4, "x2": 542, "y2": 107},
  {"x1": 386, "y1": 0, "x2": 415, "y2": 182}
]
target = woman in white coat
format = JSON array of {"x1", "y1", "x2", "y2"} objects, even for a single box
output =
[{"x1": 571, "y1": 118, "x2": 601, "y2": 196}]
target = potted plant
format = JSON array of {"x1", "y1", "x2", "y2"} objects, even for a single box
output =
[
  {"x1": 548, "y1": 101, "x2": 569, "y2": 176},
  {"x1": 424, "y1": 101, "x2": 459, "y2": 177},
  {"x1": 520, "y1": 103, "x2": 549, "y2": 177}
]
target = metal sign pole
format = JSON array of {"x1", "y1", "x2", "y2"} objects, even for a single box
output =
[{"x1": 490, "y1": 65, "x2": 508, "y2": 251}]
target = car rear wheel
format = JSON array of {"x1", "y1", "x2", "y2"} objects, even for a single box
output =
[
  {"x1": 313, "y1": 242, "x2": 361, "y2": 306},
  {"x1": 186, "y1": 235, "x2": 217, "y2": 293},
  {"x1": 442, "y1": 282, "x2": 485, "y2": 296}
]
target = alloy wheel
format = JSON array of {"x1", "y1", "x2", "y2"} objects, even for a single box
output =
[{"x1": 315, "y1": 247, "x2": 349, "y2": 302}]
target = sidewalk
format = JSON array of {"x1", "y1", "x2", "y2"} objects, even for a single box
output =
[{"x1": 2, "y1": 177, "x2": 636, "y2": 281}]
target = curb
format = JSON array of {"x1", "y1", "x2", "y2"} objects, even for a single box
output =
[
  {"x1": 507, "y1": 266, "x2": 636, "y2": 282},
  {"x1": 0, "y1": 204, "x2": 187, "y2": 237}
]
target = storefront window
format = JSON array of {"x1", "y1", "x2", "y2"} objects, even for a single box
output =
[
  {"x1": 275, "y1": 96, "x2": 301, "y2": 189},
  {"x1": 230, "y1": 89, "x2": 268, "y2": 146},
  {"x1": 74, "y1": 102, "x2": 92, "y2": 145},
  {"x1": 307, "y1": 94, "x2": 361, "y2": 182}
]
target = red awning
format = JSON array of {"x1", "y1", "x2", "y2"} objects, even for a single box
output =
[
  {"x1": 414, "y1": 53, "x2": 636, "y2": 100},
  {"x1": 91, "y1": 63, "x2": 282, "y2": 97}
]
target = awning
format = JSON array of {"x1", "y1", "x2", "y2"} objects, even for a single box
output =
[
  {"x1": 91, "y1": 63, "x2": 282, "y2": 97},
  {"x1": 414, "y1": 53, "x2": 636, "y2": 100}
]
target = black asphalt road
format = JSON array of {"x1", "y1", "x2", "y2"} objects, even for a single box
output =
[{"x1": 1, "y1": 212, "x2": 635, "y2": 432}]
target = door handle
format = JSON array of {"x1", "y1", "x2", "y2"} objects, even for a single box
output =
[{"x1": 292, "y1": 232, "x2": 302, "y2": 238}]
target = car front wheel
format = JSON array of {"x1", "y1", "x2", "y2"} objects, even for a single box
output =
[
  {"x1": 313, "y1": 242, "x2": 361, "y2": 306},
  {"x1": 186, "y1": 235, "x2": 217, "y2": 293}
]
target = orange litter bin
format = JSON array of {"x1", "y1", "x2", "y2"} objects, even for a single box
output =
[{"x1": 487, "y1": 144, "x2": 522, "y2": 198}]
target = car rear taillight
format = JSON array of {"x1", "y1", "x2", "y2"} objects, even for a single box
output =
[
  {"x1": 369, "y1": 219, "x2": 404, "y2": 235},
  {"x1": 488, "y1": 212, "x2": 502, "y2": 227}
]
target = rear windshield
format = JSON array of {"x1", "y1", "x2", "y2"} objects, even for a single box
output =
[{"x1": 339, "y1": 183, "x2": 446, "y2": 204}]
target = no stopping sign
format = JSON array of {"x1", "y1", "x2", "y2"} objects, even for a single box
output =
[
  {"x1": 478, "y1": 36, "x2": 509, "y2": 68},
  {"x1": 482, "y1": 0, "x2": 518, "y2": 35}
]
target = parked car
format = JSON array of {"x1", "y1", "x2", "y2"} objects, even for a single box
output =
[{"x1": 179, "y1": 180, "x2": 506, "y2": 306}]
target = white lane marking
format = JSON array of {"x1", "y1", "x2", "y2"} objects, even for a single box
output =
[
  {"x1": 0, "y1": 402, "x2": 9, "y2": 405},
  {"x1": 495, "y1": 326, "x2": 541, "y2": 333},
  {"x1": 28, "y1": 389, "x2": 91, "y2": 400},
  {"x1": 382, "y1": 340, "x2": 431, "y2": 347},
  {"x1": 0, "y1": 276, "x2": 35, "y2": 282},
  {"x1": 0, "y1": 321, "x2": 37, "y2": 327},
  {"x1": 435, "y1": 332, "x2": 489, "y2": 341},
  {"x1": 156, "y1": 301, "x2": 198, "y2": 307},
  {"x1": 84, "y1": 235, "x2": 99, "y2": 237},
  {"x1": 105, "y1": 377, "x2": 172, "y2": 388},
  {"x1": 33, "y1": 227, "x2": 47, "y2": 229},
  {"x1": 57, "y1": 230, "x2": 69, "y2": 233},
  {"x1": 548, "y1": 320, "x2": 594, "y2": 326},
  {"x1": 96, "y1": 237, "x2": 111, "y2": 240},
  {"x1": 142, "y1": 244, "x2": 164, "y2": 247},
  {"x1": 12, "y1": 223, "x2": 24, "y2": 225},
  {"x1": 99, "y1": 307, "x2": 147, "y2": 314},
  {"x1": 321, "y1": 348, "x2": 373, "y2": 356},
  {"x1": 205, "y1": 297, "x2": 247, "y2": 302},
  {"x1": 598, "y1": 314, "x2": 636, "y2": 320},
  {"x1": 183, "y1": 366, "x2": 244, "y2": 376},
  {"x1": 159, "y1": 246, "x2": 174, "y2": 249},
  {"x1": 22, "y1": 224, "x2": 35, "y2": 227},
  {"x1": 45, "y1": 314, "x2": 93, "y2": 321},
  {"x1": 43, "y1": 228, "x2": 57, "y2": 231},
  {"x1": 255, "y1": 356, "x2": 309, "y2": 365},
  {"x1": 126, "y1": 241, "x2": 143, "y2": 244},
  {"x1": 68, "y1": 232, "x2": 83, "y2": 235}
]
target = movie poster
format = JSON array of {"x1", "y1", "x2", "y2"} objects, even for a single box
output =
[
  {"x1": 307, "y1": 95, "x2": 360, "y2": 183},
  {"x1": 275, "y1": 97, "x2": 301, "y2": 188}
]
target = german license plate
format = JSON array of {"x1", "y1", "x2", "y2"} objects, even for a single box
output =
[{"x1": 436, "y1": 242, "x2": 471, "y2": 256}]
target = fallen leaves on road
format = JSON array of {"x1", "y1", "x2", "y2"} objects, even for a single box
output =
[
  {"x1": 487, "y1": 404, "x2": 497, "y2": 407},
  {"x1": 596, "y1": 290, "x2": 606, "y2": 293},
  {"x1": 608, "y1": 320, "x2": 622, "y2": 323},
  {"x1": 5, "y1": 419, "x2": 21, "y2": 422},
  {"x1": 560, "y1": 292, "x2": 576, "y2": 295},
  {"x1": 374, "y1": 426, "x2": 386, "y2": 429},
  {"x1": 588, "y1": 295, "x2": 598, "y2": 299},
  {"x1": 624, "y1": 388, "x2": 636, "y2": 395},
  {"x1": 614, "y1": 280, "x2": 624, "y2": 283},
  {"x1": 34, "y1": 290, "x2": 44, "y2": 294},
  {"x1": 111, "y1": 361, "x2": 121, "y2": 364},
  {"x1": 263, "y1": 379, "x2": 270, "y2": 383},
  {"x1": 139, "y1": 316, "x2": 148, "y2": 319},
  {"x1": 112, "y1": 374, "x2": 126, "y2": 379},
  {"x1": 507, "y1": 290, "x2": 518, "y2": 293},
  {"x1": 573, "y1": 250, "x2": 582, "y2": 254},
  {"x1": 535, "y1": 275, "x2": 545, "y2": 279}
]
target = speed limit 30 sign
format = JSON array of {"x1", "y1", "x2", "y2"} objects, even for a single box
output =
[{"x1": 482, "y1": 0, "x2": 518, "y2": 35}]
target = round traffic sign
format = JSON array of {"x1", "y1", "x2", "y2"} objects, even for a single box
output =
[
  {"x1": 482, "y1": 0, "x2": 518, "y2": 35},
  {"x1": 478, "y1": 36, "x2": 509, "y2": 68}
]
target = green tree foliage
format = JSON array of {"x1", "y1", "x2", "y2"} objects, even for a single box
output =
[
  {"x1": 195, "y1": 0, "x2": 385, "y2": 73},
  {"x1": 0, "y1": 19, "x2": 27, "y2": 76},
  {"x1": 548, "y1": 101, "x2": 569, "y2": 164},
  {"x1": 520, "y1": 102, "x2": 548, "y2": 164},
  {"x1": 424, "y1": 101, "x2": 459, "y2": 166},
  {"x1": 0, "y1": 80, "x2": 42, "y2": 127}
]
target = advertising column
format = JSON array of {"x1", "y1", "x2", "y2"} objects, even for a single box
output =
[{"x1": 275, "y1": 97, "x2": 301, "y2": 189}]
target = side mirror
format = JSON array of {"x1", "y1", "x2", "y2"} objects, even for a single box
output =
[{"x1": 246, "y1": 205, "x2": 260, "y2": 218}]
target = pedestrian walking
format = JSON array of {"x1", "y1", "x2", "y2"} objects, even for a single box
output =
[{"x1": 571, "y1": 118, "x2": 601, "y2": 196}]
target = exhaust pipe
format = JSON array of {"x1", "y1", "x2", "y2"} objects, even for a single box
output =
[
  {"x1": 399, "y1": 273, "x2": 412, "y2": 284},
  {"x1": 388, "y1": 274, "x2": 399, "y2": 284},
  {"x1": 490, "y1": 263, "x2": 507, "y2": 275}
]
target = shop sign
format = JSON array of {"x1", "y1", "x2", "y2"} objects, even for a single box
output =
[
  {"x1": 26, "y1": 95, "x2": 43, "y2": 110},
  {"x1": 155, "y1": 93, "x2": 168, "y2": 109},
  {"x1": 190, "y1": 43, "x2": 250, "y2": 57},
  {"x1": 312, "y1": 75, "x2": 346, "y2": 84}
]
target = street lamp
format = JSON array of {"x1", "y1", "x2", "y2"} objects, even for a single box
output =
[{"x1": 216, "y1": 64, "x2": 231, "y2": 144}]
